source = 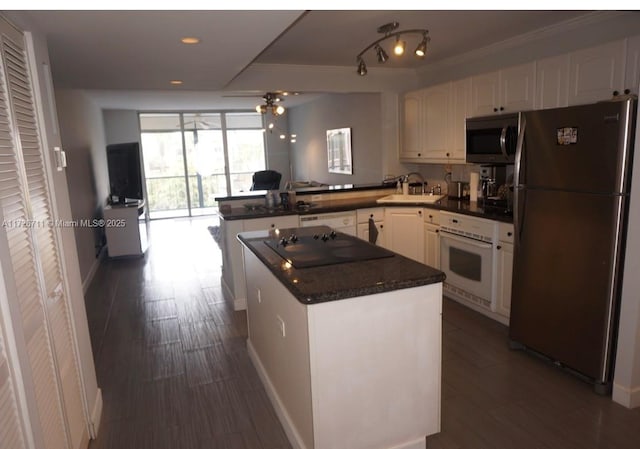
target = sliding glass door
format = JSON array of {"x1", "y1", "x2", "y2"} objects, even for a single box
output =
[{"x1": 139, "y1": 111, "x2": 266, "y2": 219}]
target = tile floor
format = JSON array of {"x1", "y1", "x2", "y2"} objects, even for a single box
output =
[{"x1": 85, "y1": 216, "x2": 640, "y2": 449}]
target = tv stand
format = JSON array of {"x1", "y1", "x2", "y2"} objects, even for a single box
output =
[{"x1": 104, "y1": 200, "x2": 148, "y2": 257}]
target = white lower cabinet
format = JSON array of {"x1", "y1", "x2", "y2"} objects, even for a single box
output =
[
  {"x1": 384, "y1": 207, "x2": 425, "y2": 263},
  {"x1": 423, "y1": 209, "x2": 441, "y2": 269},
  {"x1": 356, "y1": 207, "x2": 386, "y2": 247},
  {"x1": 220, "y1": 214, "x2": 299, "y2": 310},
  {"x1": 496, "y1": 222, "x2": 514, "y2": 319}
]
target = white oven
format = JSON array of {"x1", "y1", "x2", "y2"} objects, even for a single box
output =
[{"x1": 439, "y1": 212, "x2": 497, "y2": 311}]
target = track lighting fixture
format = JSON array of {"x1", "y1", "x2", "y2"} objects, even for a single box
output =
[{"x1": 356, "y1": 22, "x2": 430, "y2": 76}]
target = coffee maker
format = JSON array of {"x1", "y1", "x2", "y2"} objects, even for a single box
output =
[{"x1": 480, "y1": 165, "x2": 513, "y2": 214}]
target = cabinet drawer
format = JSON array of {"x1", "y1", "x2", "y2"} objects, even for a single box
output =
[
  {"x1": 423, "y1": 208, "x2": 441, "y2": 225},
  {"x1": 243, "y1": 215, "x2": 299, "y2": 232},
  {"x1": 357, "y1": 207, "x2": 384, "y2": 223},
  {"x1": 498, "y1": 222, "x2": 514, "y2": 243}
]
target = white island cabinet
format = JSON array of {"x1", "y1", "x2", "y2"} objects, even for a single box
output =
[
  {"x1": 240, "y1": 227, "x2": 443, "y2": 449},
  {"x1": 104, "y1": 200, "x2": 147, "y2": 257}
]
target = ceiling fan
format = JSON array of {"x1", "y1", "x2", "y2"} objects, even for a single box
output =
[{"x1": 223, "y1": 91, "x2": 307, "y2": 116}]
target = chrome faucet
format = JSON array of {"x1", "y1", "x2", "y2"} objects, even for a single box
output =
[{"x1": 404, "y1": 172, "x2": 426, "y2": 194}]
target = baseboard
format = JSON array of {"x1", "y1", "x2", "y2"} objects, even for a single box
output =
[
  {"x1": 612, "y1": 382, "x2": 640, "y2": 409},
  {"x1": 220, "y1": 276, "x2": 247, "y2": 311},
  {"x1": 247, "y1": 341, "x2": 307, "y2": 449},
  {"x1": 90, "y1": 387, "x2": 103, "y2": 439},
  {"x1": 82, "y1": 247, "x2": 105, "y2": 294}
]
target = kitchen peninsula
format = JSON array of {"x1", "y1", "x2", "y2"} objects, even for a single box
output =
[{"x1": 238, "y1": 225, "x2": 445, "y2": 449}]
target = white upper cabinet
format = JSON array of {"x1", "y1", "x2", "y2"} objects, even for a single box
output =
[
  {"x1": 400, "y1": 81, "x2": 468, "y2": 164},
  {"x1": 535, "y1": 54, "x2": 570, "y2": 110},
  {"x1": 500, "y1": 62, "x2": 536, "y2": 112},
  {"x1": 470, "y1": 70, "x2": 500, "y2": 117},
  {"x1": 624, "y1": 35, "x2": 640, "y2": 96},
  {"x1": 568, "y1": 40, "x2": 625, "y2": 105},
  {"x1": 470, "y1": 62, "x2": 535, "y2": 116},
  {"x1": 401, "y1": 90, "x2": 423, "y2": 159},
  {"x1": 422, "y1": 82, "x2": 452, "y2": 160},
  {"x1": 449, "y1": 78, "x2": 472, "y2": 161}
]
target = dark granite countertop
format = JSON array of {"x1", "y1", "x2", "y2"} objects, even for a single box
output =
[
  {"x1": 238, "y1": 226, "x2": 446, "y2": 305},
  {"x1": 219, "y1": 195, "x2": 513, "y2": 223},
  {"x1": 215, "y1": 182, "x2": 396, "y2": 202}
]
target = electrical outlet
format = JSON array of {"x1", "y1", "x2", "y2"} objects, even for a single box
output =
[{"x1": 276, "y1": 315, "x2": 285, "y2": 337}]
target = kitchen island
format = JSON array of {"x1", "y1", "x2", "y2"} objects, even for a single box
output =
[{"x1": 238, "y1": 226, "x2": 445, "y2": 449}]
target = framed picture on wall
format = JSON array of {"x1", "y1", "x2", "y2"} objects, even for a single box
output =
[{"x1": 327, "y1": 127, "x2": 352, "y2": 175}]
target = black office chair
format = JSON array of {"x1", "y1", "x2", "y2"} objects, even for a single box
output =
[{"x1": 250, "y1": 170, "x2": 282, "y2": 190}]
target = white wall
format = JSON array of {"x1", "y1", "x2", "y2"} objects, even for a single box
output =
[
  {"x1": 55, "y1": 89, "x2": 109, "y2": 285},
  {"x1": 103, "y1": 109, "x2": 140, "y2": 145},
  {"x1": 288, "y1": 93, "x2": 383, "y2": 185}
]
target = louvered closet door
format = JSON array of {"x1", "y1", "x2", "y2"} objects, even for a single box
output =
[
  {"x1": 0, "y1": 313, "x2": 27, "y2": 449},
  {"x1": 1, "y1": 18, "x2": 86, "y2": 449}
]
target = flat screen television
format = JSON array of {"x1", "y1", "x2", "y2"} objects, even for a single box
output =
[{"x1": 106, "y1": 142, "x2": 143, "y2": 204}]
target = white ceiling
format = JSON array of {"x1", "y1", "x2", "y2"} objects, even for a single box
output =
[{"x1": 19, "y1": 9, "x2": 595, "y2": 109}]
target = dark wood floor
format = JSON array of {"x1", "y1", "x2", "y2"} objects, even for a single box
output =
[{"x1": 85, "y1": 217, "x2": 640, "y2": 449}]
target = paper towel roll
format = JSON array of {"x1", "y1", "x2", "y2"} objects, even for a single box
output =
[{"x1": 470, "y1": 172, "x2": 479, "y2": 203}]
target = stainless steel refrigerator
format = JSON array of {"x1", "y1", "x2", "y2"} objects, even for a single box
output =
[{"x1": 509, "y1": 99, "x2": 637, "y2": 392}]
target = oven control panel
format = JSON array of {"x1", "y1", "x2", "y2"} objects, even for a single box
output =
[{"x1": 440, "y1": 212, "x2": 497, "y2": 243}]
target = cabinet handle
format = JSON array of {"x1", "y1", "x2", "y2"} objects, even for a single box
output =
[
  {"x1": 270, "y1": 224, "x2": 275, "y2": 228},
  {"x1": 370, "y1": 214, "x2": 374, "y2": 218},
  {"x1": 493, "y1": 107, "x2": 498, "y2": 112},
  {"x1": 497, "y1": 245, "x2": 502, "y2": 250},
  {"x1": 429, "y1": 214, "x2": 433, "y2": 219},
  {"x1": 417, "y1": 153, "x2": 421, "y2": 157},
  {"x1": 380, "y1": 225, "x2": 384, "y2": 229},
  {"x1": 435, "y1": 229, "x2": 439, "y2": 233},
  {"x1": 500, "y1": 106, "x2": 504, "y2": 111},
  {"x1": 613, "y1": 90, "x2": 619, "y2": 96},
  {"x1": 418, "y1": 210, "x2": 422, "y2": 215},
  {"x1": 446, "y1": 152, "x2": 450, "y2": 157},
  {"x1": 452, "y1": 219, "x2": 458, "y2": 223},
  {"x1": 507, "y1": 231, "x2": 513, "y2": 237},
  {"x1": 624, "y1": 89, "x2": 631, "y2": 95}
]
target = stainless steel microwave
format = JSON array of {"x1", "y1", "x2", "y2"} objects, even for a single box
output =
[{"x1": 465, "y1": 113, "x2": 519, "y2": 164}]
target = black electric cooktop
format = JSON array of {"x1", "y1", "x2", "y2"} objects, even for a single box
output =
[{"x1": 263, "y1": 230, "x2": 395, "y2": 268}]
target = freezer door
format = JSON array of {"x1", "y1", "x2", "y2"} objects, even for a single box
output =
[
  {"x1": 520, "y1": 101, "x2": 635, "y2": 194},
  {"x1": 509, "y1": 188, "x2": 624, "y2": 381}
]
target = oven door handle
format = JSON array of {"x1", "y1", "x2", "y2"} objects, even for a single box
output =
[{"x1": 439, "y1": 230, "x2": 493, "y2": 250}]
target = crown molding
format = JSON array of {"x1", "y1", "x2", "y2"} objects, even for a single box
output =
[{"x1": 416, "y1": 10, "x2": 631, "y2": 76}]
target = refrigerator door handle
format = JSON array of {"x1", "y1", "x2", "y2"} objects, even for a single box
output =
[
  {"x1": 514, "y1": 113, "x2": 526, "y2": 246},
  {"x1": 499, "y1": 125, "x2": 508, "y2": 158}
]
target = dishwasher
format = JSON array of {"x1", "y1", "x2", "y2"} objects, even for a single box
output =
[{"x1": 299, "y1": 211, "x2": 357, "y2": 236}]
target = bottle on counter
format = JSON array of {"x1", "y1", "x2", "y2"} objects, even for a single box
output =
[{"x1": 265, "y1": 191, "x2": 275, "y2": 208}]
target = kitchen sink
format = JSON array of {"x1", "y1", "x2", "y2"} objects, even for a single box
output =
[{"x1": 376, "y1": 194, "x2": 445, "y2": 204}]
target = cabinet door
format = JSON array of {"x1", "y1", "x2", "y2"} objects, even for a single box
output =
[
  {"x1": 422, "y1": 83, "x2": 451, "y2": 159},
  {"x1": 500, "y1": 62, "x2": 536, "y2": 112},
  {"x1": 424, "y1": 223, "x2": 440, "y2": 269},
  {"x1": 401, "y1": 91, "x2": 423, "y2": 158},
  {"x1": 624, "y1": 35, "x2": 640, "y2": 96},
  {"x1": 449, "y1": 78, "x2": 471, "y2": 161},
  {"x1": 243, "y1": 215, "x2": 299, "y2": 232},
  {"x1": 384, "y1": 208, "x2": 425, "y2": 263},
  {"x1": 470, "y1": 71, "x2": 500, "y2": 117},
  {"x1": 536, "y1": 54, "x2": 569, "y2": 110},
  {"x1": 496, "y1": 241, "x2": 514, "y2": 318},
  {"x1": 568, "y1": 40, "x2": 625, "y2": 105}
]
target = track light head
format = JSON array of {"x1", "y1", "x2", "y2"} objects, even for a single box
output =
[
  {"x1": 415, "y1": 34, "x2": 429, "y2": 57},
  {"x1": 393, "y1": 37, "x2": 405, "y2": 56},
  {"x1": 374, "y1": 44, "x2": 389, "y2": 63},
  {"x1": 357, "y1": 58, "x2": 367, "y2": 76}
]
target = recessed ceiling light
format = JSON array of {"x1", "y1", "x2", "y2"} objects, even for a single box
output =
[
  {"x1": 170, "y1": 80, "x2": 183, "y2": 85},
  {"x1": 181, "y1": 37, "x2": 200, "y2": 44}
]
